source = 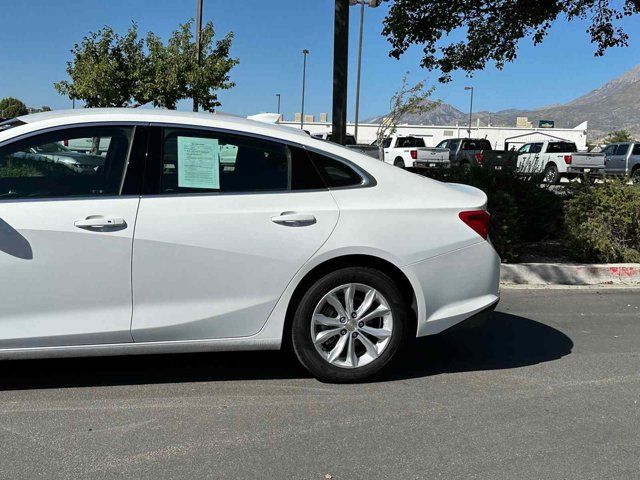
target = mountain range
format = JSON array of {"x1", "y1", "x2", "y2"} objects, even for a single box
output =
[{"x1": 366, "y1": 65, "x2": 640, "y2": 140}]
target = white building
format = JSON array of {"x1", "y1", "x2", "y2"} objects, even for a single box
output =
[{"x1": 278, "y1": 119, "x2": 589, "y2": 151}]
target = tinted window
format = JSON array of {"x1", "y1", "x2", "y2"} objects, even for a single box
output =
[
  {"x1": 530, "y1": 143, "x2": 544, "y2": 154},
  {"x1": 461, "y1": 140, "x2": 479, "y2": 151},
  {"x1": 448, "y1": 140, "x2": 460, "y2": 151},
  {"x1": 291, "y1": 146, "x2": 325, "y2": 190},
  {"x1": 382, "y1": 138, "x2": 392, "y2": 149},
  {"x1": 601, "y1": 145, "x2": 616, "y2": 156},
  {"x1": 0, "y1": 119, "x2": 26, "y2": 133},
  {"x1": 547, "y1": 142, "x2": 577, "y2": 153},
  {"x1": 307, "y1": 150, "x2": 364, "y2": 188},
  {"x1": 632, "y1": 144, "x2": 640, "y2": 156},
  {"x1": 161, "y1": 129, "x2": 291, "y2": 194},
  {"x1": 436, "y1": 140, "x2": 448, "y2": 149},
  {"x1": 0, "y1": 126, "x2": 133, "y2": 199},
  {"x1": 478, "y1": 140, "x2": 492, "y2": 150},
  {"x1": 396, "y1": 137, "x2": 412, "y2": 148},
  {"x1": 615, "y1": 144, "x2": 630, "y2": 156}
]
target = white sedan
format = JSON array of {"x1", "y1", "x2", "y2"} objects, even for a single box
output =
[{"x1": 0, "y1": 109, "x2": 500, "y2": 382}]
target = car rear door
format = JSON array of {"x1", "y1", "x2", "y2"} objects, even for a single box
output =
[
  {"x1": 130, "y1": 127, "x2": 340, "y2": 342},
  {"x1": 608, "y1": 144, "x2": 629, "y2": 175},
  {"x1": 0, "y1": 124, "x2": 147, "y2": 348}
]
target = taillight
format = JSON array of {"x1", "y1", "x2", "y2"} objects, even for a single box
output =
[
  {"x1": 459, "y1": 210, "x2": 490, "y2": 240},
  {"x1": 564, "y1": 155, "x2": 572, "y2": 165},
  {"x1": 475, "y1": 152, "x2": 484, "y2": 165},
  {"x1": 410, "y1": 150, "x2": 417, "y2": 160}
]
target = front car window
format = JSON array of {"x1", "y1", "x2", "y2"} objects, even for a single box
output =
[
  {"x1": 448, "y1": 139, "x2": 460, "y2": 152},
  {"x1": 0, "y1": 126, "x2": 133, "y2": 199},
  {"x1": 518, "y1": 144, "x2": 530, "y2": 154},
  {"x1": 435, "y1": 140, "x2": 448, "y2": 149}
]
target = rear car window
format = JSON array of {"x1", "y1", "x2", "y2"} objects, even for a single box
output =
[
  {"x1": 632, "y1": 144, "x2": 640, "y2": 155},
  {"x1": 547, "y1": 142, "x2": 577, "y2": 153},
  {"x1": 615, "y1": 144, "x2": 630, "y2": 156},
  {"x1": 306, "y1": 150, "x2": 364, "y2": 188}
]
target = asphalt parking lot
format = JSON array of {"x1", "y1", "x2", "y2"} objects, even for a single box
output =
[{"x1": 1, "y1": 288, "x2": 639, "y2": 479}]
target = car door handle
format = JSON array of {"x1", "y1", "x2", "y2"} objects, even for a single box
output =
[
  {"x1": 74, "y1": 215, "x2": 127, "y2": 231},
  {"x1": 271, "y1": 212, "x2": 317, "y2": 227}
]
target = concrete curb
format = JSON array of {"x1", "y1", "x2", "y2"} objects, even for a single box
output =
[{"x1": 500, "y1": 263, "x2": 640, "y2": 286}]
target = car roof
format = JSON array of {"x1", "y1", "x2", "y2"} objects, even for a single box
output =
[{"x1": 10, "y1": 108, "x2": 311, "y2": 143}]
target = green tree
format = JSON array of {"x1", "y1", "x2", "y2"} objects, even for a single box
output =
[
  {"x1": 605, "y1": 130, "x2": 633, "y2": 143},
  {"x1": 55, "y1": 23, "x2": 146, "y2": 107},
  {"x1": 55, "y1": 20, "x2": 238, "y2": 111},
  {"x1": 144, "y1": 20, "x2": 238, "y2": 111},
  {"x1": 382, "y1": 0, "x2": 640, "y2": 82},
  {"x1": 0, "y1": 97, "x2": 28, "y2": 118}
]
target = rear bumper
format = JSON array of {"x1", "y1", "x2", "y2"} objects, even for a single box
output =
[
  {"x1": 402, "y1": 241, "x2": 501, "y2": 337},
  {"x1": 566, "y1": 166, "x2": 604, "y2": 175},
  {"x1": 413, "y1": 161, "x2": 450, "y2": 169}
]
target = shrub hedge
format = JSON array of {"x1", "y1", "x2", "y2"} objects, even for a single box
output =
[{"x1": 417, "y1": 167, "x2": 639, "y2": 263}]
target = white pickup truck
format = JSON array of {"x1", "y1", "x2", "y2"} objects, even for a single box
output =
[
  {"x1": 517, "y1": 140, "x2": 605, "y2": 184},
  {"x1": 380, "y1": 136, "x2": 449, "y2": 169}
]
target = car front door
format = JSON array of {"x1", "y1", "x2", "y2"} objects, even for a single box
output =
[
  {"x1": 131, "y1": 127, "x2": 340, "y2": 342},
  {"x1": 0, "y1": 124, "x2": 146, "y2": 348}
]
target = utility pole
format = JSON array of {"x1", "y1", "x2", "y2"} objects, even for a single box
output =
[
  {"x1": 276, "y1": 94, "x2": 281, "y2": 115},
  {"x1": 332, "y1": 0, "x2": 349, "y2": 145},
  {"x1": 465, "y1": 86, "x2": 474, "y2": 138},
  {"x1": 193, "y1": 0, "x2": 203, "y2": 112},
  {"x1": 301, "y1": 50, "x2": 309, "y2": 130}
]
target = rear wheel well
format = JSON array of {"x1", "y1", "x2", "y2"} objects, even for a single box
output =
[{"x1": 282, "y1": 255, "x2": 416, "y2": 350}]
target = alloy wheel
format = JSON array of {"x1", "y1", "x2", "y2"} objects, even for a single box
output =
[{"x1": 310, "y1": 283, "x2": 394, "y2": 369}]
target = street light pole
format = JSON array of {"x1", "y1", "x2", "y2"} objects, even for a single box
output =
[
  {"x1": 301, "y1": 49, "x2": 309, "y2": 130},
  {"x1": 193, "y1": 0, "x2": 203, "y2": 112},
  {"x1": 465, "y1": 86, "x2": 474, "y2": 138},
  {"x1": 276, "y1": 94, "x2": 281, "y2": 115},
  {"x1": 351, "y1": 0, "x2": 380, "y2": 144}
]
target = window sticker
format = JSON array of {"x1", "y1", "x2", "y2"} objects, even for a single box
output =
[{"x1": 177, "y1": 136, "x2": 220, "y2": 189}]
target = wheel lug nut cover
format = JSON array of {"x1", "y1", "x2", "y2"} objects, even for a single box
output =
[
  {"x1": 358, "y1": 321, "x2": 364, "y2": 327},
  {"x1": 352, "y1": 332, "x2": 358, "y2": 338},
  {"x1": 341, "y1": 329, "x2": 347, "y2": 335}
]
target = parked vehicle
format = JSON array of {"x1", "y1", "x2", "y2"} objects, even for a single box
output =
[
  {"x1": 10, "y1": 141, "x2": 105, "y2": 174},
  {"x1": 602, "y1": 142, "x2": 640, "y2": 181},
  {"x1": 381, "y1": 135, "x2": 450, "y2": 169},
  {"x1": 517, "y1": 141, "x2": 605, "y2": 184},
  {"x1": 0, "y1": 109, "x2": 500, "y2": 383},
  {"x1": 312, "y1": 132, "x2": 357, "y2": 145},
  {"x1": 64, "y1": 136, "x2": 111, "y2": 155},
  {"x1": 433, "y1": 138, "x2": 517, "y2": 170}
]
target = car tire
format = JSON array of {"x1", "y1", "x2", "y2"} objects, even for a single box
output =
[
  {"x1": 291, "y1": 267, "x2": 408, "y2": 383},
  {"x1": 394, "y1": 158, "x2": 405, "y2": 168},
  {"x1": 543, "y1": 164, "x2": 560, "y2": 184},
  {"x1": 632, "y1": 168, "x2": 640, "y2": 184}
]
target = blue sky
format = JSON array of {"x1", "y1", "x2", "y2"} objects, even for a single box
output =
[{"x1": 0, "y1": 0, "x2": 638, "y2": 121}]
